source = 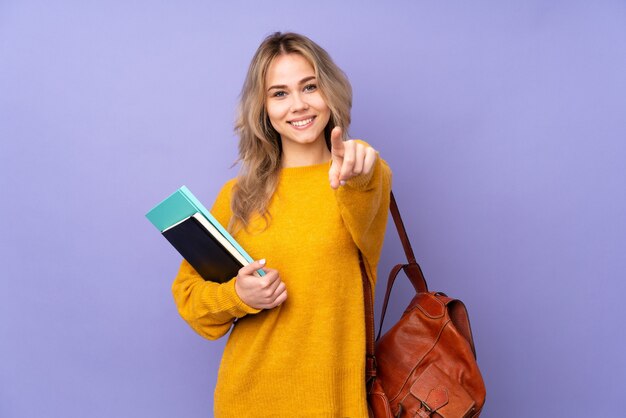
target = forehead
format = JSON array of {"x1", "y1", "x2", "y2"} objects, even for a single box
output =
[{"x1": 265, "y1": 53, "x2": 315, "y2": 86}]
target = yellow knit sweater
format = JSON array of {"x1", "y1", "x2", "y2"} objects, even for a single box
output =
[{"x1": 172, "y1": 156, "x2": 392, "y2": 417}]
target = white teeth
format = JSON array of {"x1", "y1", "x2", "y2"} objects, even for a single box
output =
[{"x1": 290, "y1": 117, "x2": 313, "y2": 127}]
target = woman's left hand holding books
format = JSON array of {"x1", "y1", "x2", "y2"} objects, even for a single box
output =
[{"x1": 234, "y1": 259, "x2": 288, "y2": 310}]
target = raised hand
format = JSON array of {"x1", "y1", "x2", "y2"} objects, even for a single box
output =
[
  {"x1": 328, "y1": 126, "x2": 378, "y2": 189},
  {"x1": 234, "y1": 259, "x2": 287, "y2": 310}
]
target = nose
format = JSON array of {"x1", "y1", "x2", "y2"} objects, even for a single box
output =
[{"x1": 290, "y1": 92, "x2": 309, "y2": 112}]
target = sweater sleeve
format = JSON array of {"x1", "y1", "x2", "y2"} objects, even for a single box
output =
[
  {"x1": 171, "y1": 179, "x2": 261, "y2": 340},
  {"x1": 335, "y1": 142, "x2": 392, "y2": 290}
]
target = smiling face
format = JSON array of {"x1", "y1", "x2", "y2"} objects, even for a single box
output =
[{"x1": 265, "y1": 53, "x2": 331, "y2": 155}]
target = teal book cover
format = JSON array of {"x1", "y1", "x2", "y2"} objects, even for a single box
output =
[{"x1": 146, "y1": 186, "x2": 265, "y2": 277}]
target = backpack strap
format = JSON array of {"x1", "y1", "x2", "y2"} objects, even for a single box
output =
[
  {"x1": 389, "y1": 192, "x2": 428, "y2": 293},
  {"x1": 360, "y1": 255, "x2": 377, "y2": 388},
  {"x1": 363, "y1": 191, "x2": 429, "y2": 383}
]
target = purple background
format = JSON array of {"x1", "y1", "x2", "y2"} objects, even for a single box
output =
[{"x1": 1, "y1": 1, "x2": 625, "y2": 417}]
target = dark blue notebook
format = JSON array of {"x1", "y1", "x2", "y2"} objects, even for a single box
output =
[{"x1": 163, "y1": 214, "x2": 243, "y2": 283}]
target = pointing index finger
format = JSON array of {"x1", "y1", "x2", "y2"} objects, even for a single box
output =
[{"x1": 330, "y1": 126, "x2": 344, "y2": 155}]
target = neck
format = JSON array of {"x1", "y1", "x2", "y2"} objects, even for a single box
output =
[{"x1": 280, "y1": 138, "x2": 331, "y2": 168}]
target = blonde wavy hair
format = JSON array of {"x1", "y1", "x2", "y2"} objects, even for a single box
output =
[{"x1": 229, "y1": 32, "x2": 352, "y2": 233}]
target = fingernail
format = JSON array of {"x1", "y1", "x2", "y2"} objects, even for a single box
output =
[
  {"x1": 340, "y1": 180, "x2": 346, "y2": 186},
  {"x1": 259, "y1": 259, "x2": 266, "y2": 265}
]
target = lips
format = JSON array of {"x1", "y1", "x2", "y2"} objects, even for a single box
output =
[{"x1": 288, "y1": 116, "x2": 316, "y2": 128}]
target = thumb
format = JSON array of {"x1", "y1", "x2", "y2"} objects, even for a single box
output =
[{"x1": 240, "y1": 258, "x2": 266, "y2": 276}]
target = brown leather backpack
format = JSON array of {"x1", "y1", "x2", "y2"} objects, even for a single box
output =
[{"x1": 362, "y1": 192, "x2": 486, "y2": 417}]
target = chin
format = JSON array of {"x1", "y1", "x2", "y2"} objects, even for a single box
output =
[
  {"x1": 280, "y1": 129, "x2": 322, "y2": 144},
  {"x1": 292, "y1": 135, "x2": 324, "y2": 145}
]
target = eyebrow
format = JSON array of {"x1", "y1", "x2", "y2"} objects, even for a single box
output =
[{"x1": 267, "y1": 76, "x2": 317, "y2": 92}]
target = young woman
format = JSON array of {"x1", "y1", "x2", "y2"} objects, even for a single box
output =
[{"x1": 172, "y1": 32, "x2": 392, "y2": 417}]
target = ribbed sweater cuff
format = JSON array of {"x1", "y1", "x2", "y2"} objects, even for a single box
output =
[
  {"x1": 346, "y1": 166, "x2": 375, "y2": 189},
  {"x1": 211, "y1": 278, "x2": 262, "y2": 318}
]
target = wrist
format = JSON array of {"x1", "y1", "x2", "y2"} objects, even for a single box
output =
[{"x1": 230, "y1": 278, "x2": 261, "y2": 315}]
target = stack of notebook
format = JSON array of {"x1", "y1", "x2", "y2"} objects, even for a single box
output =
[{"x1": 146, "y1": 186, "x2": 264, "y2": 283}]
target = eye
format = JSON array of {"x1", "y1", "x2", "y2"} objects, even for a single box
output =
[
  {"x1": 272, "y1": 90, "x2": 287, "y2": 98},
  {"x1": 303, "y1": 84, "x2": 317, "y2": 93}
]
